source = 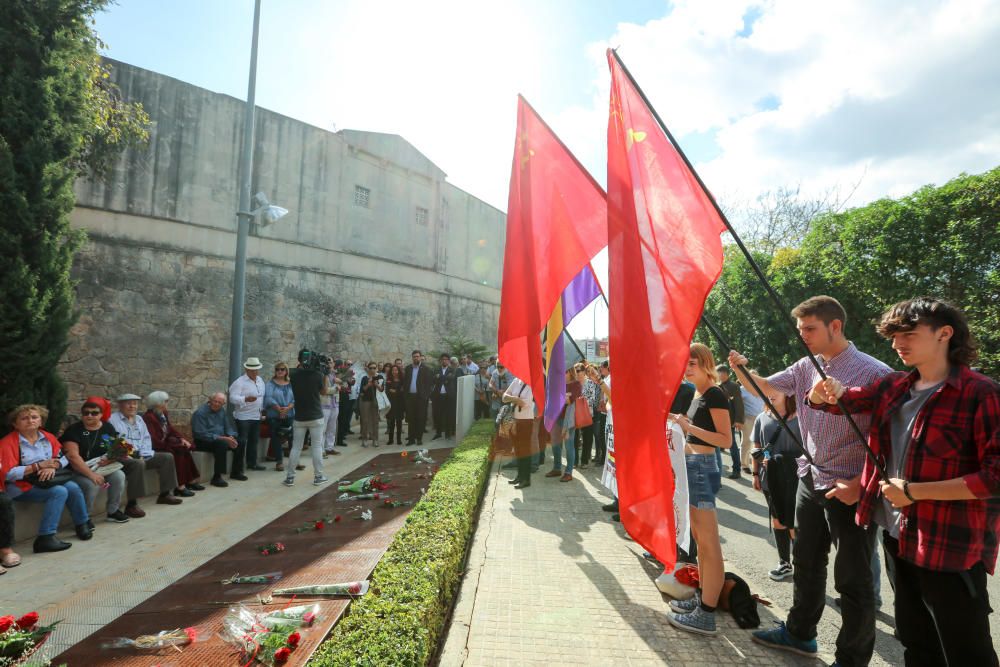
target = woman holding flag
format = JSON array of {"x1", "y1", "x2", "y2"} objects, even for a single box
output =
[{"x1": 667, "y1": 343, "x2": 732, "y2": 636}]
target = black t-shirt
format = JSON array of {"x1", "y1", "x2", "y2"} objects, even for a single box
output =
[
  {"x1": 290, "y1": 367, "x2": 325, "y2": 421},
  {"x1": 685, "y1": 385, "x2": 729, "y2": 447},
  {"x1": 60, "y1": 422, "x2": 118, "y2": 460}
]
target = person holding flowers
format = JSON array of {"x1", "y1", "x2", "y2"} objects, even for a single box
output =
[
  {"x1": 60, "y1": 398, "x2": 130, "y2": 524},
  {"x1": 1, "y1": 404, "x2": 92, "y2": 553}
]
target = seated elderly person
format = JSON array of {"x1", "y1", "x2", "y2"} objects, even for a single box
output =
[
  {"x1": 142, "y1": 391, "x2": 203, "y2": 497},
  {"x1": 109, "y1": 393, "x2": 182, "y2": 517},
  {"x1": 60, "y1": 398, "x2": 130, "y2": 524},
  {"x1": 0, "y1": 487, "x2": 16, "y2": 574},
  {"x1": 0, "y1": 404, "x2": 91, "y2": 553},
  {"x1": 191, "y1": 392, "x2": 240, "y2": 487}
]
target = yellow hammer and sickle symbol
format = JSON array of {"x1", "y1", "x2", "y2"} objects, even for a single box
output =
[{"x1": 626, "y1": 128, "x2": 647, "y2": 151}]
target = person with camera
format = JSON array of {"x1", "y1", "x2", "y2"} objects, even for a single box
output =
[
  {"x1": 358, "y1": 362, "x2": 385, "y2": 447},
  {"x1": 285, "y1": 348, "x2": 331, "y2": 487},
  {"x1": 1, "y1": 404, "x2": 91, "y2": 553}
]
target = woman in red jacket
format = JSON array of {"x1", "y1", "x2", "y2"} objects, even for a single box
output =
[
  {"x1": 1, "y1": 404, "x2": 91, "y2": 553},
  {"x1": 142, "y1": 391, "x2": 203, "y2": 497}
]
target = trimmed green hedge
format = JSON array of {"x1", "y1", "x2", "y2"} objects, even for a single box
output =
[{"x1": 308, "y1": 421, "x2": 493, "y2": 666}]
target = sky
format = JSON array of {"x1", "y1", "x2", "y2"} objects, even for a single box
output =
[{"x1": 94, "y1": 0, "x2": 1000, "y2": 341}]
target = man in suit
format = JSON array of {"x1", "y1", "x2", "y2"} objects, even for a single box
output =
[
  {"x1": 432, "y1": 354, "x2": 457, "y2": 440},
  {"x1": 403, "y1": 350, "x2": 433, "y2": 446}
]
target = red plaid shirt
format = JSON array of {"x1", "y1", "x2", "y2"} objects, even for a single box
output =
[{"x1": 812, "y1": 365, "x2": 1000, "y2": 573}]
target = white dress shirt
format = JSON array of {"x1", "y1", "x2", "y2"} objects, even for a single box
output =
[
  {"x1": 109, "y1": 411, "x2": 154, "y2": 458},
  {"x1": 229, "y1": 373, "x2": 266, "y2": 420},
  {"x1": 504, "y1": 379, "x2": 535, "y2": 419}
]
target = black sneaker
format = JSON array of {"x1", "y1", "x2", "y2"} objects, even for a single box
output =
[
  {"x1": 211, "y1": 476, "x2": 229, "y2": 488},
  {"x1": 769, "y1": 561, "x2": 793, "y2": 581},
  {"x1": 231, "y1": 474, "x2": 249, "y2": 481},
  {"x1": 602, "y1": 500, "x2": 619, "y2": 512},
  {"x1": 86, "y1": 519, "x2": 95, "y2": 531},
  {"x1": 106, "y1": 510, "x2": 130, "y2": 523}
]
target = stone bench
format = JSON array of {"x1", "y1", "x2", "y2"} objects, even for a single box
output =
[{"x1": 10, "y1": 439, "x2": 276, "y2": 543}]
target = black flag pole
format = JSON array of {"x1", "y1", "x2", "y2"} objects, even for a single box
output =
[
  {"x1": 610, "y1": 48, "x2": 888, "y2": 481},
  {"x1": 700, "y1": 315, "x2": 813, "y2": 465}
]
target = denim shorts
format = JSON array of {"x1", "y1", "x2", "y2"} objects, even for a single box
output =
[{"x1": 686, "y1": 452, "x2": 720, "y2": 510}]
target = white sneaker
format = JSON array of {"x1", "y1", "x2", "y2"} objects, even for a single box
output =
[{"x1": 769, "y1": 561, "x2": 793, "y2": 581}]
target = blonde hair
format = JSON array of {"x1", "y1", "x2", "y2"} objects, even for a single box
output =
[
  {"x1": 690, "y1": 343, "x2": 719, "y2": 384},
  {"x1": 7, "y1": 404, "x2": 48, "y2": 427}
]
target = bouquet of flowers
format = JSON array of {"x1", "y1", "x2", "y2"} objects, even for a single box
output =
[
  {"x1": 0, "y1": 612, "x2": 59, "y2": 662},
  {"x1": 337, "y1": 475, "x2": 377, "y2": 493},
  {"x1": 222, "y1": 607, "x2": 303, "y2": 666},
  {"x1": 413, "y1": 449, "x2": 435, "y2": 464},
  {"x1": 221, "y1": 572, "x2": 283, "y2": 585},
  {"x1": 259, "y1": 604, "x2": 320, "y2": 630},
  {"x1": 257, "y1": 542, "x2": 286, "y2": 556},
  {"x1": 272, "y1": 581, "x2": 369, "y2": 597},
  {"x1": 102, "y1": 627, "x2": 200, "y2": 651},
  {"x1": 102, "y1": 433, "x2": 140, "y2": 462}
]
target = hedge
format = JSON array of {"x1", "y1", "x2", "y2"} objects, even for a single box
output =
[{"x1": 308, "y1": 420, "x2": 493, "y2": 666}]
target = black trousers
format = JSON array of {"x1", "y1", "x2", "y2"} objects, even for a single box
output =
[
  {"x1": 0, "y1": 492, "x2": 13, "y2": 549},
  {"x1": 474, "y1": 400, "x2": 490, "y2": 420},
  {"x1": 883, "y1": 533, "x2": 997, "y2": 667},
  {"x1": 786, "y1": 474, "x2": 877, "y2": 667},
  {"x1": 579, "y1": 421, "x2": 594, "y2": 464},
  {"x1": 512, "y1": 419, "x2": 534, "y2": 482},
  {"x1": 432, "y1": 393, "x2": 448, "y2": 435},
  {"x1": 404, "y1": 394, "x2": 428, "y2": 443},
  {"x1": 194, "y1": 438, "x2": 229, "y2": 478},
  {"x1": 592, "y1": 411, "x2": 607, "y2": 462},
  {"x1": 337, "y1": 398, "x2": 355, "y2": 443},
  {"x1": 236, "y1": 419, "x2": 259, "y2": 470},
  {"x1": 445, "y1": 395, "x2": 456, "y2": 436}
]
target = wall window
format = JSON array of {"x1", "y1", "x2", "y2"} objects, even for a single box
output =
[
  {"x1": 354, "y1": 185, "x2": 370, "y2": 208},
  {"x1": 415, "y1": 206, "x2": 429, "y2": 226}
]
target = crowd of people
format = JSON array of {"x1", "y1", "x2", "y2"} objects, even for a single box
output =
[
  {"x1": 498, "y1": 294, "x2": 998, "y2": 666},
  {"x1": 0, "y1": 347, "x2": 498, "y2": 567}
]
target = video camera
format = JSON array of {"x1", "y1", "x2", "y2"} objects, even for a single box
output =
[{"x1": 299, "y1": 348, "x2": 332, "y2": 375}]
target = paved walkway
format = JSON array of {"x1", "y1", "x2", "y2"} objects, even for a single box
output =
[
  {"x1": 441, "y1": 455, "x2": 945, "y2": 666},
  {"x1": 1, "y1": 438, "x2": 456, "y2": 664}
]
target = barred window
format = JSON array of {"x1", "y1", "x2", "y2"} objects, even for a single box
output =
[
  {"x1": 415, "y1": 206, "x2": 429, "y2": 226},
  {"x1": 354, "y1": 185, "x2": 370, "y2": 208}
]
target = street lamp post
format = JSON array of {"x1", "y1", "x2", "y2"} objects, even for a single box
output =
[{"x1": 228, "y1": 0, "x2": 263, "y2": 385}]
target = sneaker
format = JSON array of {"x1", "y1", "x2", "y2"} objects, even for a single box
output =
[
  {"x1": 313, "y1": 475, "x2": 330, "y2": 486},
  {"x1": 769, "y1": 561, "x2": 793, "y2": 581},
  {"x1": 751, "y1": 622, "x2": 818, "y2": 657},
  {"x1": 106, "y1": 510, "x2": 130, "y2": 524},
  {"x1": 669, "y1": 605, "x2": 717, "y2": 636},
  {"x1": 669, "y1": 590, "x2": 701, "y2": 614},
  {"x1": 282, "y1": 477, "x2": 295, "y2": 487}
]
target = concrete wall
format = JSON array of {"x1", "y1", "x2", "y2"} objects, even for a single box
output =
[{"x1": 60, "y1": 60, "x2": 504, "y2": 422}]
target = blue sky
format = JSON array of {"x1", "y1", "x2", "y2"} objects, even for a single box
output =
[{"x1": 94, "y1": 1, "x2": 1000, "y2": 339}]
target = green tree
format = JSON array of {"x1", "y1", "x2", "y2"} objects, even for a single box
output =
[
  {"x1": 0, "y1": 0, "x2": 149, "y2": 430},
  {"x1": 432, "y1": 332, "x2": 491, "y2": 370}
]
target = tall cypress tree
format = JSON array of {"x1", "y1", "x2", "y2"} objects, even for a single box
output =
[{"x1": 0, "y1": 0, "x2": 148, "y2": 430}]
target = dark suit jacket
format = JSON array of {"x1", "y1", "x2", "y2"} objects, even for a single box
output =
[
  {"x1": 432, "y1": 367, "x2": 458, "y2": 398},
  {"x1": 403, "y1": 363, "x2": 434, "y2": 399}
]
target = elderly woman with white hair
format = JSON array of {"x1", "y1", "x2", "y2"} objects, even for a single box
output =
[{"x1": 142, "y1": 391, "x2": 203, "y2": 497}]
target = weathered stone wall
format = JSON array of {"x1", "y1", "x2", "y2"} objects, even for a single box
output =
[{"x1": 58, "y1": 59, "x2": 503, "y2": 424}]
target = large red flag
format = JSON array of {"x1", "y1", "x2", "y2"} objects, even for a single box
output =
[
  {"x1": 606, "y1": 50, "x2": 727, "y2": 568},
  {"x1": 498, "y1": 96, "x2": 607, "y2": 414}
]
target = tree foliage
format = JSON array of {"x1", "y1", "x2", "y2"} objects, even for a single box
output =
[
  {"x1": 703, "y1": 167, "x2": 1000, "y2": 379},
  {"x1": 0, "y1": 0, "x2": 149, "y2": 429}
]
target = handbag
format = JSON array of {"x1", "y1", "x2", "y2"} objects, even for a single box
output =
[
  {"x1": 496, "y1": 383, "x2": 526, "y2": 438},
  {"x1": 376, "y1": 388, "x2": 391, "y2": 414},
  {"x1": 25, "y1": 466, "x2": 74, "y2": 489},
  {"x1": 574, "y1": 396, "x2": 593, "y2": 428}
]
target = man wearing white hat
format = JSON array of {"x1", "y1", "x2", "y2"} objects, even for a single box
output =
[
  {"x1": 229, "y1": 357, "x2": 267, "y2": 479},
  {"x1": 109, "y1": 393, "x2": 182, "y2": 517}
]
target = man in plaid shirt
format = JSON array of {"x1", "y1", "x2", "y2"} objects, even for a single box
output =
[
  {"x1": 730, "y1": 296, "x2": 892, "y2": 666},
  {"x1": 810, "y1": 297, "x2": 1000, "y2": 666}
]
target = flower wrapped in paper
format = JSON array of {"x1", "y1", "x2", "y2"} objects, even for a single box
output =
[
  {"x1": 337, "y1": 475, "x2": 375, "y2": 493},
  {"x1": 221, "y1": 571, "x2": 284, "y2": 585},
  {"x1": 222, "y1": 607, "x2": 302, "y2": 666},
  {"x1": 260, "y1": 604, "x2": 320, "y2": 629},
  {"x1": 272, "y1": 581, "x2": 369, "y2": 597},
  {"x1": 102, "y1": 626, "x2": 201, "y2": 651}
]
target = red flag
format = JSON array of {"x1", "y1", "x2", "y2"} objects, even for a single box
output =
[
  {"x1": 498, "y1": 96, "x2": 607, "y2": 414},
  {"x1": 606, "y1": 50, "x2": 726, "y2": 568}
]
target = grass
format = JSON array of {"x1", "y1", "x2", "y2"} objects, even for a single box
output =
[{"x1": 308, "y1": 420, "x2": 493, "y2": 666}]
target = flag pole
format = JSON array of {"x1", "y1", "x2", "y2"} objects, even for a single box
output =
[
  {"x1": 700, "y1": 315, "x2": 813, "y2": 465},
  {"x1": 610, "y1": 49, "x2": 888, "y2": 481}
]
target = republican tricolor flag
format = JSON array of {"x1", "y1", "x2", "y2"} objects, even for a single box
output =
[{"x1": 606, "y1": 50, "x2": 727, "y2": 568}]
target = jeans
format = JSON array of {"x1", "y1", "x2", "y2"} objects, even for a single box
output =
[
  {"x1": 10, "y1": 482, "x2": 89, "y2": 535},
  {"x1": 786, "y1": 474, "x2": 877, "y2": 667},
  {"x1": 551, "y1": 426, "x2": 576, "y2": 475},
  {"x1": 0, "y1": 493, "x2": 13, "y2": 548},
  {"x1": 711, "y1": 448, "x2": 723, "y2": 493},
  {"x1": 195, "y1": 438, "x2": 230, "y2": 478},
  {"x1": 74, "y1": 470, "x2": 126, "y2": 515},
  {"x1": 289, "y1": 418, "x2": 325, "y2": 479},
  {"x1": 883, "y1": 532, "x2": 997, "y2": 667},
  {"x1": 268, "y1": 417, "x2": 291, "y2": 463},
  {"x1": 321, "y1": 404, "x2": 339, "y2": 451},
  {"x1": 236, "y1": 419, "x2": 260, "y2": 469}
]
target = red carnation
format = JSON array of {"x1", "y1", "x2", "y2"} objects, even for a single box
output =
[
  {"x1": 184, "y1": 626, "x2": 198, "y2": 644},
  {"x1": 334, "y1": 515, "x2": 342, "y2": 522},
  {"x1": 286, "y1": 631, "x2": 301, "y2": 648},
  {"x1": 274, "y1": 647, "x2": 291, "y2": 664},
  {"x1": 0, "y1": 615, "x2": 15, "y2": 632},
  {"x1": 373, "y1": 493, "x2": 380, "y2": 499},
  {"x1": 302, "y1": 611, "x2": 316, "y2": 626},
  {"x1": 15, "y1": 612, "x2": 39, "y2": 630},
  {"x1": 314, "y1": 521, "x2": 324, "y2": 530},
  {"x1": 348, "y1": 582, "x2": 362, "y2": 595}
]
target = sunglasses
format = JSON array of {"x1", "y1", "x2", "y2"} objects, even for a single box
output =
[
  {"x1": 82, "y1": 410, "x2": 102, "y2": 416},
  {"x1": 276, "y1": 368, "x2": 288, "y2": 372}
]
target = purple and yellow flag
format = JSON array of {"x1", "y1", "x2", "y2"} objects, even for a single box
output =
[{"x1": 543, "y1": 264, "x2": 602, "y2": 431}]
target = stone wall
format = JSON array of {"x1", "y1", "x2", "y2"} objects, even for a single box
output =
[{"x1": 58, "y1": 59, "x2": 503, "y2": 424}]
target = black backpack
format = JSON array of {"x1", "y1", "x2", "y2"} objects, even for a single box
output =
[{"x1": 721, "y1": 572, "x2": 761, "y2": 628}]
